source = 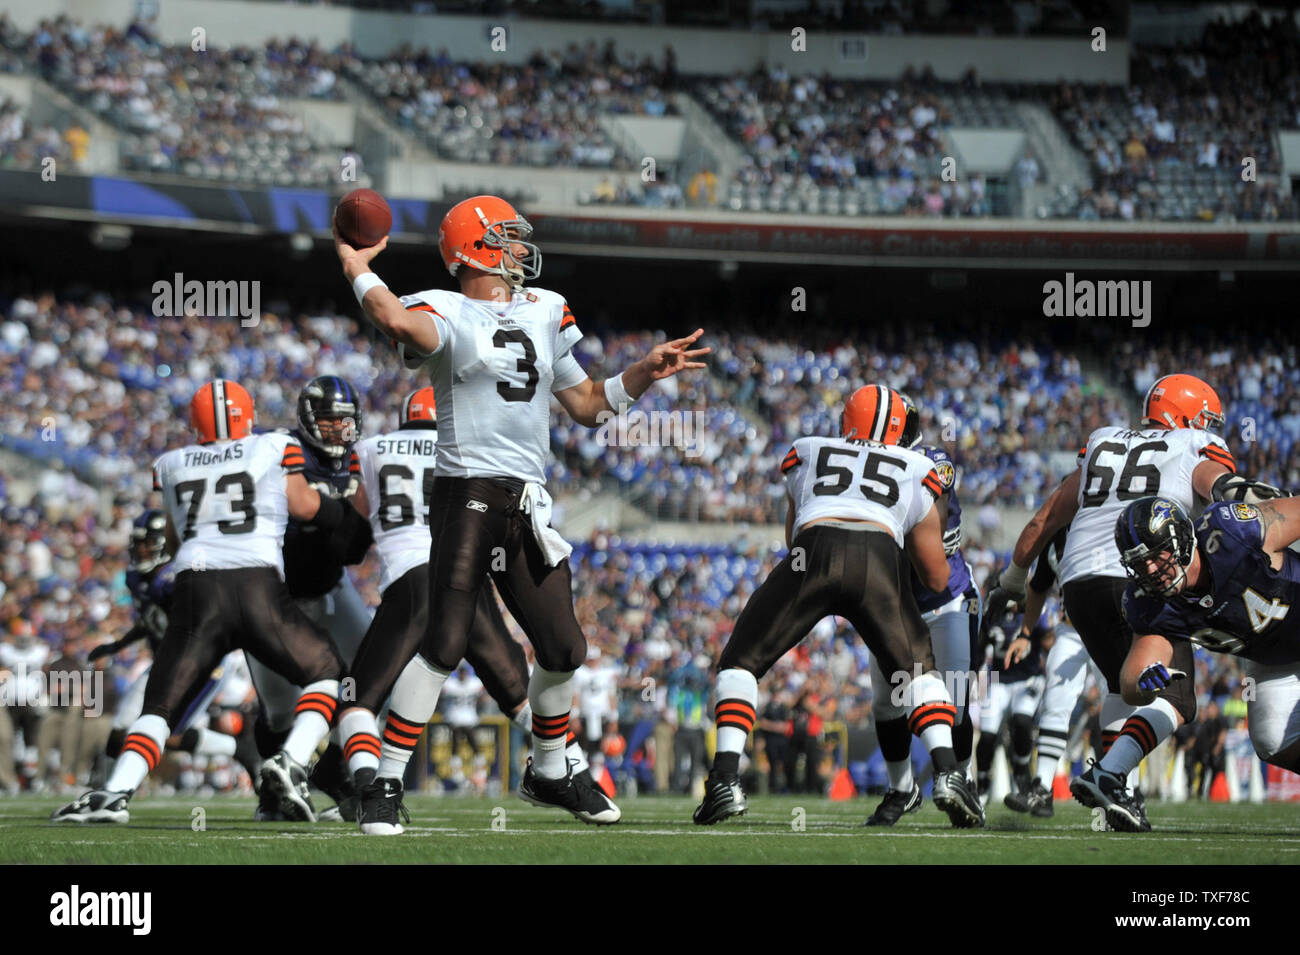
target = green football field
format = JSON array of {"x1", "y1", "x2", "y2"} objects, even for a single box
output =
[{"x1": 3, "y1": 793, "x2": 1299, "y2": 864}]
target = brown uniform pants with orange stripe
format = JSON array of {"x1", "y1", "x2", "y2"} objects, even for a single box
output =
[{"x1": 718, "y1": 525, "x2": 934, "y2": 680}]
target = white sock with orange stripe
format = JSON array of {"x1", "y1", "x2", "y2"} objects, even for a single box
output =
[
  {"x1": 378, "y1": 655, "x2": 449, "y2": 780},
  {"x1": 1099, "y1": 698, "x2": 1178, "y2": 778},
  {"x1": 105, "y1": 714, "x2": 169, "y2": 793},
  {"x1": 282, "y1": 679, "x2": 339, "y2": 766},
  {"x1": 529, "y1": 666, "x2": 575, "y2": 780},
  {"x1": 714, "y1": 668, "x2": 758, "y2": 758},
  {"x1": 906, "y1": 672, "x2": 958, "y2": 773},
  {"x1": 338, "y1": 708, "x2": 382, "y2": 776}
]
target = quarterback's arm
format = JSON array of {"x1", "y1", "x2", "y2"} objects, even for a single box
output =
[
  {"x1": 905, "y1": 503, "x2": 950, "y2": 593},
  {"x1": 1257, "y1": 497, "x2": 1300, "y2": 554},
  {"x1": 554, "y1": 329, "x2": 710, "y2": 428},
  {"x1": 336, "y1": 233, "x2": 441, "y2": 355},
  {"x1": 1011, "y1": 469, "x2": 1081, "y2": 571},
  {"x1": 1120, "y1": 632, "x2": 1175, "y2": 706}
]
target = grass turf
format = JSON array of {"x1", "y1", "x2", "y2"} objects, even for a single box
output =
[{"x1": 3, "y1": 793, "x2": 1299, "y2": 864}]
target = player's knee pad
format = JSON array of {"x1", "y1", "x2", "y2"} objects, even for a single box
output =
[
  {"x1": 868, "y1": 658, "x2": 906, "y2": 720},
  {"x1": 533, "y1": 632, "x2": 586, "y2": 674}
]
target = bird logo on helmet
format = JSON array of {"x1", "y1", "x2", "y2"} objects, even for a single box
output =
[
  {"x1": 1142, "y1": 374, "x2": 1225, "y2": 432},
  {"x1": 1114, "y1": 496, "x2": 1196, "y2": 597},
  {"x1": 298, "y1": 376, "x2": 362, "y2": 460},
  {"x1": 190, "y1": 379, "x2": 255, "y2": 444},
  {"x1": 402, "y1": 387, "x2": 437, "y2": 425},
  {"x1": 438, "y1": 195, "x2": 541, "y2": 287},
  {"x1": 842, "y1": 385, "x2": 910, "y2": 445}
]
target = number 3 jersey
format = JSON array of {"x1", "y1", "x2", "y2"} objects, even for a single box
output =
[
  {"x1": 355, "y1": 422, "x2": 438, "y2": 594},
  {"x1": 1059, "y1": 425, "x2": 1234, "y2": 585},
  {"x1": 398, "y1": 287, "x2": 588, "y2": 484},
  {"x1": 152, "y1": 432, "x2": 303, "y2": 576},
  {"x1": 1122, "y1": 502, "x2": 1300, "y2": 665},
  {"x1": 780, "y1": 435, "x2": 944, "y2": 547}
]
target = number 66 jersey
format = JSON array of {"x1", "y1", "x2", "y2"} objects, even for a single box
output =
[
  {"x1": 397, "y1": 287, "x2": 586, "y2": 485},
  {"x1": 1058, "y1": 425, "x2": 1233, "y2": 585},
  {"x1": 354, "y1": 422, "x2": 438, "y2": 595},
  {"x1": 152, "y1": 432, "x2": 303, "y2": 575},
  {"x1": 781, "y1": 435, "x2": 946, "y2": 544}
]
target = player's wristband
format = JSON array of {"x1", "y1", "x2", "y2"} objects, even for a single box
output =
[
  {"x1": 1000, "y1": 561, "x2": 1029, "y2": 595},
  {"x1": 352, "y1": 272, "x2": 387, "y2": 307},
  {"x1": 604, "y1": 373, "x2": 634, "y2": 411}
]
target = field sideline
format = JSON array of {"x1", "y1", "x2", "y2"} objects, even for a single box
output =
[{"x1": 3, "y1": 795, "x2": 1298, "y2": 864}]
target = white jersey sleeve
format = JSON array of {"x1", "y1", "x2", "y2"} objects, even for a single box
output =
[
  {"x1": 781, "y1": 435, "x2": 942, "y2": 546},
  {"x1": 1058, "y1": 425, "x2": 1234, "y2": 583},
  {"x1": 356, "y1": 428, "x2": 437, "y2": 594},
  {"x1": 398, "y1": 286, "x2": 583, "y2": 484},
  {"x1": 154, "y1": 432, "x2": 300, "y2": 576}
]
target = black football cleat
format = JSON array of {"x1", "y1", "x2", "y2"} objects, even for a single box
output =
[
  {"x1": 933, "y1": 770, "x2": 985, "y2": 828},
  {"x1": 1004, "y1": 778, "x2": 1054, "y2": 817},
  {"x1": 864, "y1": 784, "x2": 922, "y2": 826},
  {"x1": 692, "y1": 772, "x2": 748, "y2": 826},
  {"x1": 50, "y1": 789, "x2": 130, "y2": 824},
  {"x1": 519, "y1": 760, "x2": 621, "y2": 825},
  {"x1": 259, "y1": 753, "x2": 316, "y2": 822},
  {"x1": 1071, "y1": 762, "x2": 1150, "y2": 832},
  {"x1": 357, "y1": 776, "x2": 411, "y2": 836}
]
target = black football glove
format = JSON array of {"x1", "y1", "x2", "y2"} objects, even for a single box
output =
[
  {"x1": 328, "y1": 505, "x2": 374, "y2": 565},
  {"x1": 1212, "y1": 474, "x2": 1288, "y2": 504}
]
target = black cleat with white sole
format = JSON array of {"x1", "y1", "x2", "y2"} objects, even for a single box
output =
[
  {"x1": 692, "y1": 772, "x2": 748, "y2": 825},
  {"x1": 358, "y1": 776, "x2": 411, "y2": 835},
  {"x1": 1004, "y1": 778, "x2": 1055, "y2": 817},
  {"x1": 864, "y1": 784, "x2": 922, "y2": 826},
  {"x1": 259, "y1": 753, "x2": 316, "y2": 822},
  {"x1": 1071, "y1": 762, "x2": 1150, "y2": 832},
  {"x1": 519, "y1": 760, "x2": 621, "y2": 825},
  {"x1": 51, "y1": 789, "x2": 130, "y2": 824},
  {"x1": 933, "y1": 771, "x2": 985, "y2": 828}
]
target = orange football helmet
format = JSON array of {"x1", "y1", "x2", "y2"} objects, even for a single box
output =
[
  {"x1": 1142, "y1": 374, "x2": 1224, "y2": 431},
  {"x1": 437, "y1": 195, "x2": 540, "y2": 285},
  {"x1": 402, "y1": 387, "x2": 437, "y2": 424},
  {"x1": 190, "y1": 379, "x2": 255, "y2": 444},
  {"x1": 843, "y1": 385, "x2": 910, "y2": 445}
]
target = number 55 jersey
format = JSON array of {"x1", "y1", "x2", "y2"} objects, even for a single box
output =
[
  {"x1": 781, "y1": 435, "x2": 945, "y2": 543},
  {"x1": 1059, "y1": 425, "x2": 1233, "y2": 585},
  {"x1": 398, "y1": 287, "x2": 586, "y2": 484},
  {"x1": 152, "y1": 432, "x2": 303, "y2": 575}
]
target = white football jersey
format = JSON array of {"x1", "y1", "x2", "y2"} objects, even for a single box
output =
[
  {"x1": 398, "y1": 286, "x2": 588, "y2": 484},
  {"x1": 781, "y1": 436, "x2": 944, "y2": 547},
  {"x1": 1058, "y1": 425, "x2": 1234, "y2": 584},
  {"x1": 153, "y1": 432, "x2": 303, "y2": 576},
  {"x1": 355, "y1": 424, "x2": 438, "y2": 594}
]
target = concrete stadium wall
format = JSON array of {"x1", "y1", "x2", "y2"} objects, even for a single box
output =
[{"x1": 2, "y1": 0, "x2": 1129, "y2": 84}]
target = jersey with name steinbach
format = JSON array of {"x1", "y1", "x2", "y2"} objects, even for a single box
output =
[
  {"x1": 1059, "y1": 425, "x2": 1233, "y2": 585},
  {"x1": 153, "y1": 432, "x2": 304, "y2": 576},
  {"x1": 780, "y1": 435, "x2": 944, "y2": 547},
  {"x1": 355, "y1": 423, "x2": 438, "y2": 594},
  {"x1": 1123, "y1": 501, "x2": 1300, "y2": 666},
  {"x1": 399, "y1": 287, "x2": 587, "y2": 485}
]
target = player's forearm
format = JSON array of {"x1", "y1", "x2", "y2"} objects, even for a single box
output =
[
  {"x1": 1021, "y1": 582, "x2": 1048, "y2": 630},
  {"x1": 1012, "y1": 471, "x2": 1080, "y2": 568}
]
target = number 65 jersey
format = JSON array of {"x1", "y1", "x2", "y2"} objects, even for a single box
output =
[
  {"x1": 1058, "y1": 425, "x2": 1234, "y2": 585},
  {"x1": 781, "y1": 435, "x2": 945, "y2": 546},
  {"x1": 152, "y1": 432, "x2": 303, "y2": 576},
  {"x1": 398, "y1": 287, "x2": 587, "y2": 485},
  {"x1": 354, "y1": 422, "x2": 438, "y2": 594}
]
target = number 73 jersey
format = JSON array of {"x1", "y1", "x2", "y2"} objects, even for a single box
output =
[
  {"x1": 399, "y1": 286, "x2": 587, "y2": 485},
  {"x1": 1059, "y1": 425, "x2": 1234, "y2": 585},
  {"x1": 354, "y1": 426, "x2": 437, "y2": 594},
  {"x1": 153, "y1": 433, "x2": 301, "y2": 576},
  {"x1": 781, "y1": 436, "x2": 946, "y2": 546},
  {"x1": 1122, "y1": 502, "x2": 1300, "y2": 665}
]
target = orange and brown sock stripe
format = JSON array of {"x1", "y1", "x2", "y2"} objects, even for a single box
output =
[
  {"x1": 715, "y1": 699, "x2": 756, "y2": 735},
  {"x1": 1101, "y1": 730, "x2": 1120, "y2": 756},
  {"x1": 122, "y1": 733, "x2": 163, "y2": 772},
  {"x1": 909, "y1": 702, "x2": 957, "y2": 737},
  {"x1": 382, "y1": 712, "x2": 425, "y2": 751},
  {"x1": 295, "y1": 690, "x2": 337, "y2": 724},
  {"x1": 1118, "y1": 716, "x2": 1158, "y2": 756},
  {"x1": 566, "y1": 729, "x2": 578, "y2": 746},
  {"x1": 344, "y1": 732, "x2": 382, "y2": 762},
  {"x1": 532, "y1": 712, "x2": 569, "y2": 741}
]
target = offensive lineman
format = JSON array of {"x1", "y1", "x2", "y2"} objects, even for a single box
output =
[
  {"x1": 694, "y1": 384, "x2": 985, "y2": 829},
  {"x1": 52, "y1": 379, "x2": 368, "y2": 823},
  {"x1": 865, "y1": 394, "x2": 983, "y2": 825},
  {"x1": 986, "y1": 374, "x2": 1267, "y2": 831},
  {"x1": 335, "y1": 194, "x2": 707, "y2": 824}
]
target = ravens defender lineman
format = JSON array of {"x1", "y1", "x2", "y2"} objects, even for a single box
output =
[
  {"x1": 1112, "y1": 494, "x2": 1300, "y2": 820},
  {"x1": 250, "y1": 376, "x2": 375, "y2": 821},
  {"x1": 865, "y1": 394, "x2": 983, "y2": 825}
]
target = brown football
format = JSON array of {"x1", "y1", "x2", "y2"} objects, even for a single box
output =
[{"x1": 334, "y1": 188, "x2": 393, "y2": 248}]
